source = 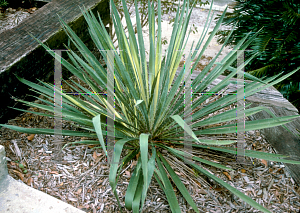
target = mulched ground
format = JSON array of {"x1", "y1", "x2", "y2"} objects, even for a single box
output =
[{"x1": 1, "y1": 57, "x2": 300, "y2": 212}]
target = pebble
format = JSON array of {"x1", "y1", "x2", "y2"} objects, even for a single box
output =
[
  {"x1": 6, "y1": 8, "x2": 16, "y2": 13},
  {"x1": 248, "y1": 130, "x2": 255, "y2": 135}
]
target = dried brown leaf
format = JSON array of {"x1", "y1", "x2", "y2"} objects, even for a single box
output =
[
  {"x1": 27, "y1": 177, "x2": 33, "y2": 186},
  {"x1": 223, "y1": 171, "x2": 231, "y2": 180},
  {"x1": 93, "y1": 151, "x2": 97, "y2": 160},
  {"x1": 27, "y1": 134, "x2": 35, "y2": 141},
  {"x1": 261, "y1": 159, "x2": 268, "y2": 167},
  {"x1": 13, "y1": 169, "x2": 24, "y2": 181}
]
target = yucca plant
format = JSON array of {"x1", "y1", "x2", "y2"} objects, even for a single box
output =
[{"x1": 1, "y1": 0, "x2": 300, "y2": 212}]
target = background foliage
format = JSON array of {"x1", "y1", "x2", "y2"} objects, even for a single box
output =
[
  {"x1": 0, "y1": 0, "x2": 8, "y2": 8},
  {"x1": 211, "y1": 0, "x2": 300, "y2": 111}
]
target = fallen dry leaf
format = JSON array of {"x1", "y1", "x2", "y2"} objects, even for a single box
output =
[
  {"x1": 93, "y1": 151, "x2": 97, "y2": 160},
  {"x1": 241, "y1": 169, "x2": 246, "y2": 173},
  {"x1": 50, "y1": 171, "x2": 59, "y2": 175},
  {"x1": 13, "y1": 169, "x2": 24, "y2": 181},
  {"x1": 27, "y1": 177, "x2": 33, "y2": 186},
  {"x1": 27, "y1": 134, "x2": 35, "y2": 141},
  {"x1": 214, "y1": 187, "x2": 223, "y2": 192},
  {"x1": 223, "y1": 171, "x2": 231, "y2": 180},
  {"x1": 261, "y1": 159, "x2": 268, "y2": 167}
]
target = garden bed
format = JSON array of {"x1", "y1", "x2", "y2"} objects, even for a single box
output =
[
  {"x1": 1, "y1": 60, "x2": 300, "y2": 212},
  {"x1": 1, "y1": 2, "x2": 300, "y2": 212}
]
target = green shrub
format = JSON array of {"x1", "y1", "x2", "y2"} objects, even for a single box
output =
[
  {"x1": 1, "y1": 0, "x2": 300, "y2": 212},
  {"x1": 0, "y1": 0, "x2": 8, "y2": 8},
  {"x1": 212, "y1": 0, "x2": 300, "y2": 111}
]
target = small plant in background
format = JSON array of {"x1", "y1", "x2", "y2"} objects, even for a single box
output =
[
  {"x1": 0, "y1": 0, "x2": 8, "y2": 14},
  {"x1": 1, "y1": 0, "x2": 300, "y2": 212},
  {"x1": 211, "y1": 0, "x2": 300, "y2": 111},
  {"x1": 0, "y1": 0, "x2": 8, "y2": 8}
]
